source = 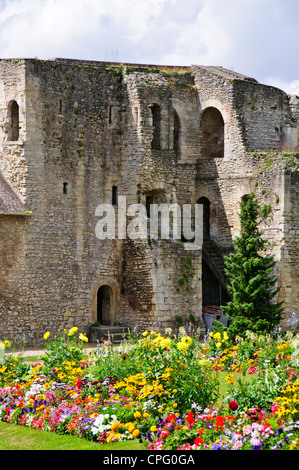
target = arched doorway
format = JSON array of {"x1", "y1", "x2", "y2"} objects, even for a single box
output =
[
  {"x1": 200, "y1": 107, "x2": 224, "y2": 158},
  {"x1": 97, "y1": 285, "x2": 113, "y2": 325},
  {"x1": 197, "y1": 197, "x2": 210, "y2": 236}
]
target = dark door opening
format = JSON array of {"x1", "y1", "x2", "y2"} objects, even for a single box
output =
[
  {"x1": 197, "y1": 197, "x2": 210, "y2": 236},
  {"x1": 97, "y1": 285, "x2": 112, "y2": 325},
  {"x1": 202, "y1": 259, "x2": 230, "y2": 307}
]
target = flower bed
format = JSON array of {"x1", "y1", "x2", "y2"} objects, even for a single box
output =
[{"x1": 0, "y1": 326, "x2": 299, "y2": 450}]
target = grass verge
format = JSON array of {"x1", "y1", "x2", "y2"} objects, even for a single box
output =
[{"x1": 0, "y1": 422, "x2": 144, "y2": 450}]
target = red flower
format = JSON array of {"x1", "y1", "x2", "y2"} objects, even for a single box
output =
[
  {"x1": 229, "y1": 400, "x2": 239, "y2": 411},
  {"x1": 186, "y1": 412, "x2": 195, "y2": 424},
  {"x1": 166, "y1": 413, "x2": 176, "y2": 422},
  {"x1": 194, "y1": 437, "x2": 203, "y2": 446}
]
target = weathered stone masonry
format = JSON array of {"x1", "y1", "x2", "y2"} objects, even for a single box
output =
[{"x1": 0, "y1": 58, "x2": 299, "y2": 345}]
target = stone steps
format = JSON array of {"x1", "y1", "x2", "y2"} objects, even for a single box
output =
[{"x1": 89, "y1": 325, "x2": 131, "y2": 344}]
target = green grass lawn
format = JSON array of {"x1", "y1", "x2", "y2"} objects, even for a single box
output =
[{"x1": 0, "y1": 421, "x2": 144, "y2": 450}]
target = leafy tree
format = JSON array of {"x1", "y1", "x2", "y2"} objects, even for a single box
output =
[{"x1": 222, "y1": 192, "x2": 283, "y2": 338}]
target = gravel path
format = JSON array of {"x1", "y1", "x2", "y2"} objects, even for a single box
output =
[{"x1": 11, "y1": 343, "x2": 99, "y2": 357}]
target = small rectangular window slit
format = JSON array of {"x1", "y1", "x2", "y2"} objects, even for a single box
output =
[{"x1": 112, "y1": 186, "x2": 118, "y2": 205}]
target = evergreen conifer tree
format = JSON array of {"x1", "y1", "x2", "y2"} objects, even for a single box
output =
[{"x1": 222, "y1": 192, "x2": 283, "y2": 338}]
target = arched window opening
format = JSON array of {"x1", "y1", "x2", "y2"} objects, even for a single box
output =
[
  {"x1": 10, "y1": 101, "x2": 19, "y2": 141},
  {"x1": 241, "y1": 194, "x2": 249, "y2": 205},
  {"x1": 173, "y1": 108, "x2": 180, "y2": 156},
  {"x1": 197, "y1": 197, "x2": 210, "y2": 236},
  {"x1": 145, "y1": 189, "x2": 166, "y2": 218},
  {"x1": 200, "y1": 107, "x2": 224, "y2": 158},
  {"x1": 63, "y1": 182, "x2": 68, "y2": 194},
  {"x1": 151, "y1": 104, "x2": 161, "y2": 150},
  {"x1": 97, "y1": 285, "x2": 113, "y2": 325}
]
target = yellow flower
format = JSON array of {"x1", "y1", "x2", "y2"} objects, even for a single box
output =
[
  {"x1": 127, "y1": 423, "x2": 135, "y2": 433},
  {"x1": 216, "y1": 342, "x2": 222, "y2": 348},
  {"x1": 160, "y1": 338, "x2": 171, "y2": 349},
  {"x1": 132, "y1": 429, "x2": 140, "y2": 438},
  {"x1": 150, "y1": 425, "x2": 157, "y2": 432},
  {"x1": 44, "y1": 332, "x2": 50, "y2": 340},
  {"x1": 111, "y1": 421, "x2": 120, "y2": 430},
  {"x1": 177, "y1": 341, "x2": 189, "y2": 351},
  {"x1": 143, "y1": 412, "x2": 150, "y2": 418},
  {"x1": 173, "y1": 403, "x2": 178, "y2": 408},
  {"x1": 4, "y1": 340, "x2": 10, "y2": 348},
  {"x1": 68, "y1": 327, "x2": 78, "y2": 336},
  {"x1": 79, "y1": 333, "x2": 88, "y2": 342},
  {"x1": 134, "y1": 411, "x2": 141, "y2": 418},
  {"x1": 181, "y1": 336, "x2": 192, "y2": 345},
  {"x1": 143, "y1": 331, "x2": 149, "y2": 336}
]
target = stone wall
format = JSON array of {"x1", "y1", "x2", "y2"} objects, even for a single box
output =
[{"x1": 0, "y1": 58, "x2": 298, "y2": 344}]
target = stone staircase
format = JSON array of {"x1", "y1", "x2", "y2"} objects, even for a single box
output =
[
  {"x1": 202, "y1": 233, "x2": 233, "y2": 301},
  {"x1": 89, "y1": 325, "x2": 132, "y2": 344}
]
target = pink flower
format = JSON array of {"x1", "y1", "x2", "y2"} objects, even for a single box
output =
[
  {"x1": 232, "y1": 440, "x2": 243, "y2": 450},
  {"x1": 160, "y1": 430, "x2": 170, "y2": 439}
]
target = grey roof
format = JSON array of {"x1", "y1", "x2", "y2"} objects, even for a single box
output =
[
  {"x1": 195, "y1": 65, "x2": 258, "y2": 83},
  {"x1": 0, "y1": 171, "x2": 26, "y2": 215}
]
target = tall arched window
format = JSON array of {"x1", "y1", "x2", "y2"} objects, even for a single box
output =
[
  {"x1": 173, "y1": 108, "x2": 180, "y2": 156},
  {"x1": 151, "y1": 104, "x2": 161, "y2": 150},
  {"x1": 200, "y1": 107, "x2": 224, "y2": 158},
  {"x1": 9, "y1": 101, "x2": 19, "y2": 141}
]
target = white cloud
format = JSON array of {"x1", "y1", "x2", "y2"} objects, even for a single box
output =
[
  {"x1": 0, "y1": 0, "x2": 298, "y2": 91},
  {"x1": 265, "y1": 78, "x2": 299, "y2": 96}
]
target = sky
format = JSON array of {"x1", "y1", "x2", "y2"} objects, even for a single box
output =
[{"x1": 0, "y1": 0, "x2": 298, "y2": 95}]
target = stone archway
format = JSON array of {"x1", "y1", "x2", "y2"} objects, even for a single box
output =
[{"x1": 97, "y1": 285, "x2": 113, "y2": 325}]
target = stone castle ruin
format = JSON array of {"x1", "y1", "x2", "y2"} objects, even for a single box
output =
[{"x1": 0, "y1": 58, "x2": 299, "y2": 345}]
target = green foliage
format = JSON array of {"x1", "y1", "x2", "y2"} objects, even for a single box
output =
[
  {"x1": 42, "y1": 328, "x2": 86, "y2": 374},
  {"x1": 130, "y1": 331, "x2": 219, "y2": 412},
  {"x1": 0, "y1": 355, "x2": 31, "y2": 385},
  {"x1": 90, "y1": 345, "x2": 141, "y2": 382},
  {"x1": 222, "y1": 193, "x2": 283, "y2": 338},
  {"x1": 178, "y1": 258, "x2": 195, "y2": 291}
]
